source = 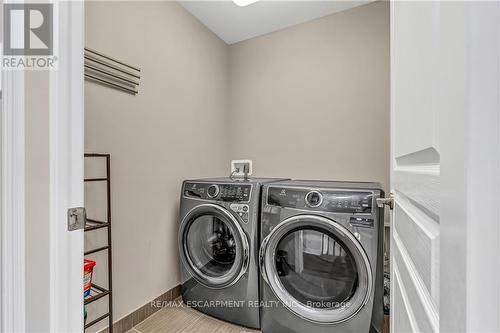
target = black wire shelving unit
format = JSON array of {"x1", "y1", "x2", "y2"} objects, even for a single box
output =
[{"x1": 84, "y1": 153, "x2": 113, "y2": 333}]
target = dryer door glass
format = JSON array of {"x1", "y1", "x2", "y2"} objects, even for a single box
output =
[
  {"x1": 180, "y1": 204, "x2": 249, "y2": 288},
  {"x1": 276, "y1": 228, "x2": 358, "y2": 309},
  {"x1": 261, "y1": 215, "x2": 372, "y2": 324}
]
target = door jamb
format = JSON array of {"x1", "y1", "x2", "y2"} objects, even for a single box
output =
[{"x1": 1, "y1": 35, "x2": 26, "y2": 333}]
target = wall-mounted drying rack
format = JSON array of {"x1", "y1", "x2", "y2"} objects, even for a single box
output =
[{"x1": 84, "y1": 47, "x2": 141, "y2": 95}]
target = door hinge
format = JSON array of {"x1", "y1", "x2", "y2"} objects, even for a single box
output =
[
  {"x1": 68, "y1": 207, "x2": 86, "y2": 231},
  {"x1": 376, "y1": 193, "x2": 394, "y2": 210}
]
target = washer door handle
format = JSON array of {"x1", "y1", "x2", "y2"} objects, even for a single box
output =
[
  {"x1": 259, "y1": 234, "x2": 271, "y2": 284},
  {"x1": 242, "y1": 244, "x2": 250, "y2": 275}
]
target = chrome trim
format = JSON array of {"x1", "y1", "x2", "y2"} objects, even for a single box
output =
[
  {"x1": 242, "y1": 247, "x2": 249, "y2": 280},
  {"x1": 261, "y1": 214, "x2": 372, "y2": 324},
  {"x1": 305, "y1": 190, "x2": 323, "y2": 208},
  {"x1": 259, "y1": 234, "x2": 271, "y2": 284},
  {"x1": 207, "y1": 184, "x2": 220, "y2": 198},
  {"x1": 178, "y1": 203, "x2": 249, "y2": 289}
]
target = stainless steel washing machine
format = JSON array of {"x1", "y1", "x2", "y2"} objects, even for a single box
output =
[
  {"x1": 178, "y1": 177, "x2": 287, "y2": 329},
  {"x1": 259, "y1": 180, "x2": 385, "y2": 333}
]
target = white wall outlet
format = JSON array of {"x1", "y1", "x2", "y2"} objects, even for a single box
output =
[{"x1": 231, "y1": 160, "x2": 253, "y2": 178}]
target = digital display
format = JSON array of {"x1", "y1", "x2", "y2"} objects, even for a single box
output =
[
  {"x1": 324, "y1": 192, "x2": 372, "y2": 213},
  {"x1": 267, "y1": 188, "x2": 303, "y2": 207},
  {"x1": 219, "y1": 185, "x2": 251, "y2": 202}
]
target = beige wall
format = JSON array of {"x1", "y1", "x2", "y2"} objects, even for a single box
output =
[
  {"x1": 85, "y1": 1, "x2": 230, "y2": 325},
  {"x1": 228, "y1": 1, "x2": 390, "y2": 192}
]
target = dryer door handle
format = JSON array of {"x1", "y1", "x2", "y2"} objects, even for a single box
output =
[{"x1": 259, "y1": 235, "x2": 271, "y2": 284}]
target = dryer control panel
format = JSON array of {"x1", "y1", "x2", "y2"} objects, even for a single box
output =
[
  {"x1": 267, "y1": 187, "x2": 373, "y2": 214},
  {"x1": 184, "y1": 182, "x2": 251, "y2": 202}
]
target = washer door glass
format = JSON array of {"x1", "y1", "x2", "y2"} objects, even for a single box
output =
[
  {"x1": 180, "y1": 204, "x2": 249, "y2": 288},
  {"x1": 261, "y1": 215, "x2": 372, "y2": 324},
  {"x1": 186, "y1": 214, "x2": 237, "y2": 277},
  {"x1": 276, "y1": 228, "x2": 358, "y2": 309}
]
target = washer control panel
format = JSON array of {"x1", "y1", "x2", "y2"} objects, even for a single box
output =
[
  {"x1": 267, "y1": 187, "x2": 373, "y2": 214},
  {"x1": 230, "y1": 203, "x2": 250, "y2": 223},
  {"x1": 184, "y1": 182, "x2": 251, "y2": 202}
]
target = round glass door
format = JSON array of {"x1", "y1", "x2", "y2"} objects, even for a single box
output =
[
  {"x1": 260, "y1": 215, "x2": 372, "y2": 324},
  {"x1": 179, "y1": 204, "x2": 249, "y2": 288}
]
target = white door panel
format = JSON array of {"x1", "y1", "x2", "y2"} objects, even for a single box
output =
[
  {"x1": 392, "y1": 269, "x2": 417, "y2": 333},
  {"x1": 391, "y1": 1, "x2": 440, "y2": 332},
  {"x1": 393, "y1": 200, "x2": 439, "y2": 306},
  {"x1": 393, "y1": 240, "x2": 439, "y2": 331},
  {"x1": 391, "y1": 1, "x2": 440, "y2": 159},
  {"x1": 392, "y1": 1, "x2": 500, "y2": 333},
  {"x1": 391, "y1": 169, "x2": 439, "y2": 220}
]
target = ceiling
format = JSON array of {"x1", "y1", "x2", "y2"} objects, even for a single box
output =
[{"x1": 177, "y1": 1, "x2": 373, "y2": 45}]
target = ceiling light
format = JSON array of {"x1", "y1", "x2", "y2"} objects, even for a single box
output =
[{"x1": 232, "y1": 0, "x2": 260, "y2": 7}]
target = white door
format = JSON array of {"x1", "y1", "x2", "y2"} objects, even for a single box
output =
[
  {"x1": 49, "y1": 1, "x2": 85, "y2": 331},
  {"x1": 391, "y1": 2, "x2": 500, "y2": 333},
  {"x1": 1, "y1": 1, "x2": 85, "y2": 332}
]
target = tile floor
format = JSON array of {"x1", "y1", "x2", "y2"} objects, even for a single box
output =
[
  {"x1": 126, "y1": 302, "x2": 260, "y2": 333},
  {"x1": 125, "y1": 300, "x2": 389, "y2": 333}
]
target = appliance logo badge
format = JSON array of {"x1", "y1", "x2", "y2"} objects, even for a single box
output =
[{"x1": 280, "y1": 189, "x2": 286, "y2": 196}]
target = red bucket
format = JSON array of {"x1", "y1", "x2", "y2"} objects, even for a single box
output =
[{"x1": 84, "y1": 259, "x2": 96, "y2": 297}]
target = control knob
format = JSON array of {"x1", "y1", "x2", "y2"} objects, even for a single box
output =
[
  {"x1": 207, "y1": 184, "x2": 220, "y2": 198},
  {"x1": 305, "y1": 191, "x2": 323, "y2": 207}
]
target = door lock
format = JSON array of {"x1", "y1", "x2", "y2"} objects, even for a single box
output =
[
  {"x1": 376, "y1": 193, "x2": 394, "y2": 210},
  {"x1": 67, "y1": 207, "x2": 86, "y2": 231}
]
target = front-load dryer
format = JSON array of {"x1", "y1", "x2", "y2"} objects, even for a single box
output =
[
  {"x1": 178, "y1": 177, "x2": 287, "y2": 329},
  {"x1": 259, "y1": 180, "x2": 385, "y2": 333}
]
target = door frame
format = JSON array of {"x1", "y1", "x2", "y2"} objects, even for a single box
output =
[
  {"x1": 1, "y1": 1, "x2": 85, "y2": 331},
  {"x1": 1, "y1": 34, "x2": 26, "y2": 333}
]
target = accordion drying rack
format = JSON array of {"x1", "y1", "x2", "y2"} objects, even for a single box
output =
[{"x1": 84, "y1": 47, "x2": 141, "y2": 95}]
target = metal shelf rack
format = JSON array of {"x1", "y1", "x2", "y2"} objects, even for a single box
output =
[{"x1": 84, "y1": 153, "x2": 113, "y2": 333}]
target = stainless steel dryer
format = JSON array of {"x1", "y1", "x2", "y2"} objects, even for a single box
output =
[
  {"x1": 259, "y1": 180, "x2": 385, "y2": 333},
  {"x1": 178, "y1": 177, "x2": 287, "y2": 329}
]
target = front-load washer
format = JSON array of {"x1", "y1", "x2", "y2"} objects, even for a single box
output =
[
  {"x1": 259, "y1": 180, "x2": 385, "y2": 333},
  {"x1": 178, "y1": 177, "x2": 287, "y2": 329}
]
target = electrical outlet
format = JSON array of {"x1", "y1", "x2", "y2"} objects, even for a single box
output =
[{"x1": 231, "y1": 160, "x2": 253, "y2": 178}]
